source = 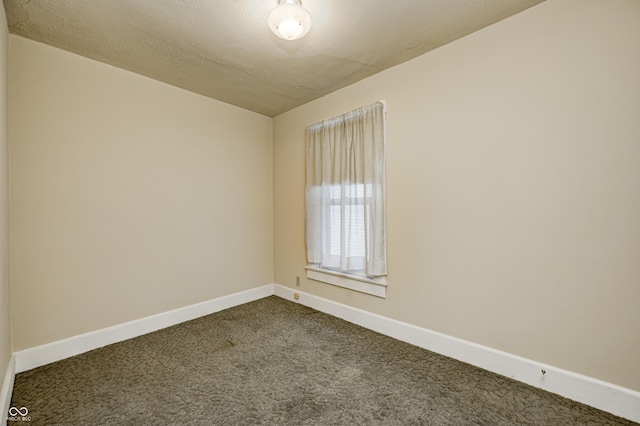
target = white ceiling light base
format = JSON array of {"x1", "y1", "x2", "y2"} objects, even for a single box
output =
[{"x1": 268, "y1": 0, "x2": 312, "y2": 41}]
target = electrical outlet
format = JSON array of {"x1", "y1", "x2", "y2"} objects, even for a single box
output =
[
  {"x1": 294, "y1": 293, "x2": 300, "y2": 300},
  {"x1": 296, "y1": 276, "x2": 300, "y2": 286}
]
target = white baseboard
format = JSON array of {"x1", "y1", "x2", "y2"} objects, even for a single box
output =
[
  {"x1": 14, "y1": 284, "x2": 274, "y2": 373},
  {"x1": 9, "y1": 283, "x2": 640, "y2": 423},
  {"x1": 1, "y1": 354, "x2": 16, "y2": 425},
  {"x1": 273, "y1": 284, "x2": 640, "y2": 423}
]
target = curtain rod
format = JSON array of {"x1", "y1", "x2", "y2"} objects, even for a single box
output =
[{"x1": 306, "y1": 100, "x2": 386, "y2": 129}]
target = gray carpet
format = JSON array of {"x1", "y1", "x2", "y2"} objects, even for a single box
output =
[{"x1": 9, "y1": 296, "x2": 636, "y2": 425}]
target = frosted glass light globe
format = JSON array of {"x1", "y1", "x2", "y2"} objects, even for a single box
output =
[{"x1": 268, "y1": 0, "x2": 312, "y2": 41}]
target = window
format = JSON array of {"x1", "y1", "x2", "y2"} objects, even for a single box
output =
[
  {"x1": 326, "y1": 183, "x2": 370, "y2": 270},
  {"x1": 305, "y1": 101, "x2": 387, "y2": 297}
]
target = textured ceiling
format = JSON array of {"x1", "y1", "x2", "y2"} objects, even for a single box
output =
[{"x1": 3, "y1": 0, "x2": 544, "y2": 117}]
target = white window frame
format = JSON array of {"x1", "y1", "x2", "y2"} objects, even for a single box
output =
[
  {"x1": 305, "y1": 265, "x2": 387, "y2": 298},
  {"x1": 305, "y1": 101, "x2": 388, "y2": 298}
]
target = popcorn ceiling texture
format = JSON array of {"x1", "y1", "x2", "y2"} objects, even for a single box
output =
[
  {"x1": 10, "y1": 297, "x2": 634, "y2": 425},
  {"x1": 2, "y1": 0, "x2": 544, "y2": 116}
]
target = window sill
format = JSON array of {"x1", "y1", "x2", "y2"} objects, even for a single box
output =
[{"x1": 305, "y1": 266, "x2": 387, "y2": 298}]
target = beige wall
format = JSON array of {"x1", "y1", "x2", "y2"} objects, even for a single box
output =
[
  {"x1": 5, "y1": 0, "x2": 639, "y2": 395},
  {"x1": 9, "y1": 36, "x2": 273, "y2": 351},
  {"x1": 273, "y1": 0, "x2": 640, "y2": 391},
  {"x1": 0, "y1": 4, "x2": 10, "y2": 381}
]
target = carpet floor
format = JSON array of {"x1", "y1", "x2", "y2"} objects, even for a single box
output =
[{"x1": 9, "y1": 296, "x2": 636, "y2": 425}]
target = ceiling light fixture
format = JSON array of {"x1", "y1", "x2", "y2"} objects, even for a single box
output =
[{"x1": 268, "y1": 0, "x2": 312, "y2": 41}]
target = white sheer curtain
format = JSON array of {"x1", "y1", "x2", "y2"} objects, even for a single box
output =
[{"x1": 305, "y1": 101, "x2": 387, "y2": 277}]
